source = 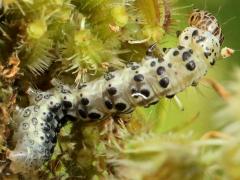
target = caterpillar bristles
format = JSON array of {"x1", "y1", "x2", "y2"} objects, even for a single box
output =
[{"x1": 173, "y1": 96, "x2": 184, "y2": 111}]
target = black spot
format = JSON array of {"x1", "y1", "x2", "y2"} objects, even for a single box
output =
[
  {"x1": 192, "y1": 81, "x2": 198, "y2": 87},
  {"x1": 55, "y1": 124, "x2": 62, "y2": 133},
  {"x1": 156, "y1": 66, "x2": 165, "y2": 76},
  {"x1": 115, "y1": 103, "x2": 127, "y2": 111},
  {"x1": 81, "y1": 98, "x2": 89, "y2": 106},
  {"x1": 148, "y1": 100, "x2": 159, "y2": 106},
  {"x1": 88, "y1": 112, "x2": 101, "y2": 120},
  {"x1": 46, "y1": 112, "x2": 54, "y2": 121},
  {"x1": 186, "y1": 61, "x2": 196, "y2": 71},
  {"x1": 140, "y1": 89, "x2": 150, "y2": 97},
  {"x1": 43, "y1": 124, "x2": 51, "y2": 132},
  {"x1": 107, "y1": 87, "x2": 117, "y2": 96},
  {"x1": 105, "y1": 100, "x2": 113, "y2": 109},
  {"x1": 64, "y1": 115, "x2": 76, "y2": 122},
  {"x1": 177, "y1": 46, "x2": 184, "y2": 50},
  {"x1": 150, "y1": 61, "x2": 156, "y2": 67},
  {"x1": 78, "y1": 84, "x2": 87, "y2": 89},
  {"x1": 192, "y1": 30, "x2": 198, "y2": 36},
  {"x1": 50, "y1": 103, "x2": 61, "y2": 112},
  {"x1": 59, "y1": 116, "x2": 69, "y2": 125},
  {"x1": 162, "y1": 48, "x2": 167, "y2": 52},
  {"x1": 168, "y1": 63, "x2": 172, "y2": 68},
  {"x1": 204, "y1": 52, "x2": 211, "y2": 59},
  {"x1": 166, "y1": 94, "x2": 175, "y2": 99},
  {"x1": 196, "y1": 36, "x2": 206, "y2": 43},
  {"x1": 104, "y1": 73, "x2": 115, "y2": 81},
  {"x1": 54, "y1": 113, "x2": 60, "y2": 120},
  {"x1": 134, "y1": 74, "x2": 144, "y2": 82},
  {"x1": 173, "y1": 50, "x2": 179, "y2": 56},
  {"x1": 189, "y1": 49, "x2": 193, "y2": 54},
  {"x1": 63, "y1": 101, "x2": 72, "y2": 108},
  {"x1": 184, "y1": 36, "x2": 189, "y2": 40},
  {"x1": 190, "y1": 15, "x2": 194, "y2": 22},
  {"x1": 159, "y1": 77, "x2": 169, "y2": 88},
  {"x1": 176, "y1": 30, "x2": 182, "y2": 37},
  {"x1": 182, "y1": 51, "x2": 191, "y2": 61},
  {"x1": 131, "y1": 65, "x2": 140, "y2": 70},
  {"x1": 78, "y1": 109, "x2": 87, "y2": 118},
  {"x1": 50, "y1": 135, "x2": 57, "y2": 144},
  {"x1": 210, "y1": 59, "x2": 216, "y2": 66},
  {"x1": 131, "y1": 88, "x2": 137, "y2": 94}
]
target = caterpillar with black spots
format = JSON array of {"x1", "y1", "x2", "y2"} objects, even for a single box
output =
[{"x1": 7, "y1": 9, "x2": 230, "y2": 174}]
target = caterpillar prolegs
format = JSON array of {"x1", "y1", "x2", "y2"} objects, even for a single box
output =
[{"x1": 8, "y1": 9, "x2": 228, "y2": 173}]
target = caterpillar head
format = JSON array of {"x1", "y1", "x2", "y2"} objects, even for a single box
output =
[
  {"x1": 189, "y1": 9, "x2": 224, "y2": 45},
  {"x1": 179, "y1": 27, "x2": 220, "y2": 66}
]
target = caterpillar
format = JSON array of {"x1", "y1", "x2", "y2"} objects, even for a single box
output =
[{"x1": 7, "y1": 9, "x2": 228, "y2": 174}]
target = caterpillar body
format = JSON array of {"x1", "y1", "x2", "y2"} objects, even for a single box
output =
[{"x1": 8, "y1": 9, "x2": 225, "y2": 173}]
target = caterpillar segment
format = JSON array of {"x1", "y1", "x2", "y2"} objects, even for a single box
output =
[
  {"x1": 8, "y1": 9, "x2": 226, "y2": 174},
  {"x1": 189, "y1": 9, "x2": 224, "y2": 45}
]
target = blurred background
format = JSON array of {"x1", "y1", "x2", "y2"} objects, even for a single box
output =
[{"x1": 136, "y1": 0, "x2": 240, "y2": 137}]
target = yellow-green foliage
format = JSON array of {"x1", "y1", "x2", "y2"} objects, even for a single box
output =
[
  {"x1": 2, "y1": 0, "x2": 171, "y2": 83},
  {"x1": 21, "y1": 19, "x2": 53, "y2": 75},
  {"x1": 61, "y1": 16, "x2": 122, "y2": 83}
]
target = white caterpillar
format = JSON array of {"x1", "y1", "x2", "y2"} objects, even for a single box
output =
[{"x1": 8, "y1": 9, "x2": 226, "y2": 173}]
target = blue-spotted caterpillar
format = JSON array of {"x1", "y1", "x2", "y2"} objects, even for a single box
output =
[{"x1": 7, "y1": 9, "x2": 230, "y2": 174}]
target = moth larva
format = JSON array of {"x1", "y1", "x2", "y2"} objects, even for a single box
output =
[{"x1": 8, "y1": 9, "x2": 227, "y2": 174}]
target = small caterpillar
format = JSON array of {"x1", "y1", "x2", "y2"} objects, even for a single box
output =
[{"x1": 8, "y1": 9, "x2": 227, "y2": 174}]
